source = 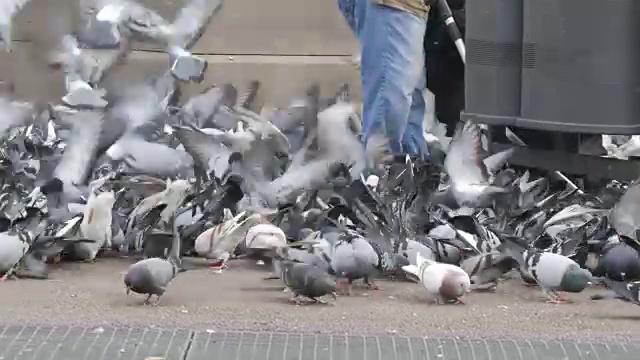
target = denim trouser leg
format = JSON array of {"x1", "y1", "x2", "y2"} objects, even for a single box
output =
[
  {"x1": 404, "y1": 73, "x2": 428, "y2": 156},
  {"x1": 337, "y1": 0, "x2": 359, "y2": 35},
  {"x1": 358, "y1": 2, "x2": 427, "y2": 156}
]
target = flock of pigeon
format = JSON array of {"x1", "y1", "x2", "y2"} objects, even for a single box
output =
[{"x1": 1, "y1": 0, "x2": 640, "y2": 310}]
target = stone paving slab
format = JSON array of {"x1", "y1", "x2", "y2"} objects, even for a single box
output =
[{"x1": 0, "y1": 326, "x2": 637, "y2": 360}]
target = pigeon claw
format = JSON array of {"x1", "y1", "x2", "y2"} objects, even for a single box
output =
[
  {"x1": 454, "y1": 297, "x2": 465, "y2": 305},
  {"x1": 209, "y1": 260, "x2": 228, "y2": 273},
  {"x1": 288, "y1": 296, "x2": 303, "y2": 306},
  {"x1": 312, "y1": 297, "x2": 332, "y2": 305},
  {"x1": 546, "y1": 298, "x2": 569, "y2": 305},
  {"x1": 335, "y1": 278, "x2": 351, "y2": 295},
  {"x1": 50, "y1": 254, "x2": 62, "y2": 264},
  {"x1": 365, "y1": 280, "x2": 380, "y2": 290}
]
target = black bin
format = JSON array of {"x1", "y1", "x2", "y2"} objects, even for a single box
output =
[
  {"x1": 464, "y1": 0, "x2": 524, "y2": 125},
  {"x1": 520, "y1": 0, "x2": 640, "y2": 134}
]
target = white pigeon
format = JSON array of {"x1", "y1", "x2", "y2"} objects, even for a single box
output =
[
  {"x1": 402, "y1": 253, "x2": 470, "y2": 304},
  {"x1": 193, "y1": 209, "x2": 263, "y2": 272},
  {"x1": 245, "y1": 223, "x2": 287, "y2": 250},
  {"x1": 75, "y1": 189, "x2": 116, "y2": 261}
]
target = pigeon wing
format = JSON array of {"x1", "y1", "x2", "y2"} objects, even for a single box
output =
[{"x1": 54, "y1": 111, "x2": 103, "y2": 186}]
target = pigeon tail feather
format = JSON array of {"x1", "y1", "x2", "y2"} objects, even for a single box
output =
[{"x1": 401, "y1": 264, "x2": 420, "y2": 277}]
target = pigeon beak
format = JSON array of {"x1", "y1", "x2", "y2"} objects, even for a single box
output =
[{"x1": 331, "y1": 292, "x2": 338, "y2": 300}]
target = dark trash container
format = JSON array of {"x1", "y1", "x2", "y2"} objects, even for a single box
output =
[
  {"x1": 520, "y1": 0, "x2": 640, "y2": 134},
  {"x1": 464, "y1": 0, "x2": 523, "y2": 124}
]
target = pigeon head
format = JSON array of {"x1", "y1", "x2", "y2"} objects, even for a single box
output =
[
  {"x1": 560, "y1": 264, "x2": 592, "y2": 293},
  {"x1": 124, "y1": 266, "x2": 156, "y2": 295},
  {"x1": 40, "y1": 178, "x2": 64, "y2": 195},
  {"x1": 439, "y1": 270, "x2": 471, "y2": 300},
  {"x1": 228, "y1": 152, "x2": 243, "y2": 164},
  {"x1": 220, "y1": 84, "x2": 238, "y2": 108}
]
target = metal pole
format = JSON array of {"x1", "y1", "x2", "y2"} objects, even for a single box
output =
[{"x1": 435, "y1": 0, "x2": 465, "y2": 64}]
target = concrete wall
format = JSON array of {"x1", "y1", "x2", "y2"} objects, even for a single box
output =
[{"x1": 2, "y1": 0, "x2": 361, "y2": 106}]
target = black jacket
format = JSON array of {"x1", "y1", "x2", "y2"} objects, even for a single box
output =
[{"x1": 424, "y1": 0, "x2": 466, "y2": 135}]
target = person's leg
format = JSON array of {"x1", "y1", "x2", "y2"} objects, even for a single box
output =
[
  {"x1": 359, "y1": 2, "x2": 427, "y2": 155},
  {"x1": 403, "y1": 73, "x2": 428, "y2": 156},
  {"x1": 337, "y1": 0, "x2": 359, "y2": 35}
]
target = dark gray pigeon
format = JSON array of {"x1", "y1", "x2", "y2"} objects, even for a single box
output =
[
  {"x1": 124, "y1": 211, "x2": 183, "y2": 305},
  {"x1": 592, "y1": 279, "x2": 640, "y2": 306},
  {"x1": 591, "y1": 241, "x2": 640, "y2": 282},
  {"x1": 274, "y1": 247, "x2": 337, "y2": 305}
]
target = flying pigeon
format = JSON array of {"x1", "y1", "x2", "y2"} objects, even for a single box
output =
[
  {"x1": 95, "y1": 0, "x2": 222, "y2": 82},
  {"x1": 0, "y1": 0, "x2": 31, "y2": 51},
  {"x1": 444, "y1": 120, "x2": 514, "y2": 209}
]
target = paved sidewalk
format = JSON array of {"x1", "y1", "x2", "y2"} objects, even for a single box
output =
[{"x1": 0, "y1": 326, "x2": 638, "y2": 360}]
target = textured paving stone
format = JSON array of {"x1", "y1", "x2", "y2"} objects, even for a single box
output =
[{"x1": 0, "y1": 326, "x2": 638, "y2": 360}]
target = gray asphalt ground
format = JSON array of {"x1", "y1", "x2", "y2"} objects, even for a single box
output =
[{"x1": 0, "y1": 258, "x2": 639, "y2": 359}]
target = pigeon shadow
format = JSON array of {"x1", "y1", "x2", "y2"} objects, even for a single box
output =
[
  {"x1": 239, "y1": 285, "x2": 287, "y2": 292},
  {"x1": 269, "y1": 295, "x2": 337, "y2": 306},
  {"x1": 404, "y1": 293, "x2": 464, "y2": 306}
]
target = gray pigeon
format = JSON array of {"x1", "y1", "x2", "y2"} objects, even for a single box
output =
[
  {"x1": 499, "y1": 236, "x2": 592, "y2": 303},
  {"x1": 124, "y1": 211, "x2": 183, "y2": 305},
  {"x1": 610, "y1": 181, "x2": 640, "y2": 243},
  {"x1": 0, "y1": 97, "x2": 35, "y2": 139},
  {"x1": 316, "y1": 227, "x2": 380, "y2": 294},
  {"x1": 444, "y1": 120, "x2": 514, "y2": 208},
  {"x1": 76, "y1": 16, "x2": 121, "y2": 49},
  {"x1": 95, "y1": 0, "x2": 222, "y2": 82},
  {"x1": 460, "y1": 253, "x2": 518, "y2": 291},
  {"x1": 0, "y1": 231, "x2": 30, "y2": 278},
  {"x1": 269, "y1": 246, "x2": 331, "y2": 280},
  {"x1": 591, "y1": 279, "x2": 640, "y2": 306},
  {"x1": 179, "y1": 84, "x2": 238, "y2": 129},
  {"x1": 110, "y1": 135, "x2": 194, "y2": 177},
  {"x1": 591, "y1": 241, "x2": 640, "y2": 282},
  {"x1": 274, "y1": 247, "x2": 337, "y2": 305},
  {"x1": 0, "y1": 0, "x2": 31, "y2": 51}
]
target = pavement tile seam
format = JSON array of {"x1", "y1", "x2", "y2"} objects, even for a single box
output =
[{"x1": 0, "y1": 326, "x2": 639, "y2": 360}]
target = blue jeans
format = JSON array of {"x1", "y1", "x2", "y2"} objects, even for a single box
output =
[{"x1": 337, "y1": 0, "x2": 428, "y2": 157}]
